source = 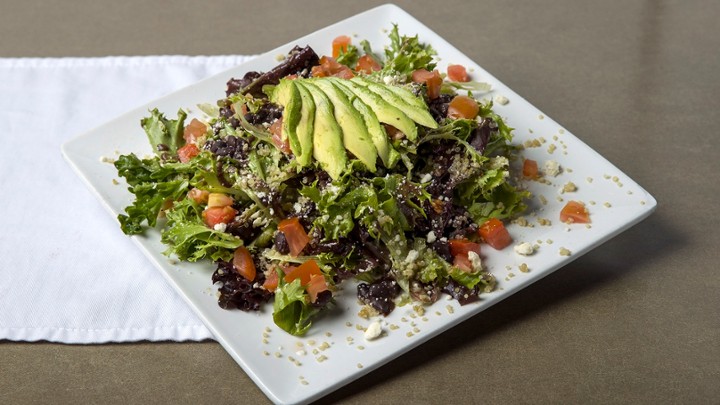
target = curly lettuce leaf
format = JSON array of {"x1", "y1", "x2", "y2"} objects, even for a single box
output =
[
  {"x1": 448, "y1": 267, "x2": 493, "y2": 290},
  {"x1": 272, "y1": 278, "x2": 317, "y2": 336},
  {"x1": 382, "y1": 24, "x2": 436, "y2": 77},
  {"x1": 114, "y1": 151, "x2": 235, "y2": 235},
  {"x1": 336, "y1": 44, "x2": 359, "y2": 68},
  {"x1": 161, "y1": 198, "x2": 241, "y2": 262},
  {"x1": 141, "y1": 108, "x2": 187, "y2": 155},
  {"x1": 114, "y1": 154, "x2": 192, "y2": 234}
]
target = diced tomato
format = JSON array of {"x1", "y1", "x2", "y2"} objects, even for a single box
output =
[
  {"x1": 278, "y1": 217, "x2": 311, "y2": 257},
  {"x1": 177, "y1": 143, "x2": 200, "y2": 163},
  {"x1": 232, "y1": 246, "x2": 257, "y2": 282},
  {"x1": 263, "y1": 268, "x2": 279, "y2": 292},
  {"x1": 311, "y1": 56, "x2": 355, "y2": 79},
  {"x1": 202, "y1": 206, "x2": 237, "y2": 228},
  {"x1": 478, "y1": 218, "x2": 513, "y2": 250},
  {"x1": 311, "y1": 65, "x2": 328, "y2": 78},
  {"x1": 447, "y1": 64, "x2": 470, "y2": 82},
  {"x1": 447, "y1": 95, "x2": 479, "y2": 119},
  {"x1": 332, "y1": 67, "x2": 355, "y2": 79},
  {"x1": 269, "y1": 118, "x2": 291, "y2": 154},
  {"x1": 453, "y1": 255, "x2": 473, "y2": 272},
  {"x1": 355, "y1": 54, "x2": 381, "y2": 74},
  {"x1": 283, "y1": 259, "x2": 322, "y2": 285},
  {"x1": 412, "y1": 69, "x2": 434, "y2": 83},
  {"x1": 332, "y1": 35, "x2": 352, "y2": 59},
  {"x1": 307, "y1": 274, "x2": 329, "y2": 303},
  {"x1": 187, "y1": 188, "x2": 209, "y2": 204},
  {"x1": 560, "y1": 200, "x2": 591, "y2": 224},
  {"x1": 411, "y1": 69, "x2": 442, "y2": 99},
  {"x1": 240, "y1": 103, "x2": 248, "y2": 116},
  {"x1": 183, "y1": 118, "x2": 207, "y2": 143},
  {"x1": 448, "y1": 239, "x2": 482, "y2": 258},
  {"x1": 448, "y1": 239, "x2": 480, "y2": 271},
  {"x1": 522, "y1": 159, "x2": 539, "y2": 179},
  {"x1": 448, "y1": 239, "x2": 481, "y2": 272},
  {"x1": 207, "y1": 193, "x2": 233, "y2": 208}
]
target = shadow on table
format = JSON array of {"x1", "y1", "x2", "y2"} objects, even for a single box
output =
[{"x1": 315, "y1": 212, "x2": 679, "y2": 404}]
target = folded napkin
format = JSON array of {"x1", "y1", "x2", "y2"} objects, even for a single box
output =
[{"x1": 0, "y1": 55, "x2": 254, "y2": 343}]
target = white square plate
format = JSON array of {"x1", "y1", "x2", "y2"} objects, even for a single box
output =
[{"x1": 62, "y1": 4, "x2": 656, "y2": 404}]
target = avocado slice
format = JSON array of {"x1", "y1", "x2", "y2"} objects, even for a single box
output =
[
  {"x1": 327, "y1": 78, "x2": 400, "y2": 168},
  {"x1": 295, "y1": 81, "x2": 347, "y2": 180},
  {"x1": 333, "y1": 79, "x2": 418, "y2": 141},
  {"x1": 294, "y1": 82, "x2": 315, "y2": 167},
  {"x1": 311, "y1": 79, "x2": 377, "y2": 173},
  {"x1": 351, "y1": 77, "x2": 438, "y2": 129},
  {"x1": 269, "y1": 79, "x2": 302, "y2": 158},
  {"x1": 351, "y1": 77, "x2": 428, "y2": 111}
]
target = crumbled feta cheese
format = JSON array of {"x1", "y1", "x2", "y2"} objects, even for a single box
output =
[
  {"x1": 404, "y1": 250, "x2": 419, "y2": 264},
  {"x1": 494, "y1": 95, "x2": 509, "y2": 105},
  {"x1": 426, "y1": 231, "x2": 437, "y2": 243},
  {"x1": 213, "y1": 223, "x2": 227, "y2": 232},
  {"x1": 381, "y1": 73, "x2": 405, "y2": 86},
  {"x1": 513, "y1": 242, "x2": 534, "y2": 256},
  {"x1": 419, "y1": 172, "x2": 432, "y2": 183},
  {"x1": 364, "y1": 320, "x2": 383, "y2": 341},
  {"x1": 467, "y1": 251, "x2": 483, "y2": 270},
  {"x1": 544, "y1": 160, "x2": 561, "y2": 177}
]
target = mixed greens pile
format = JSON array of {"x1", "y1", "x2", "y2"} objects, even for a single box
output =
[{"x1": 115, "y1": 25, "x2": 528, "y2": 335}]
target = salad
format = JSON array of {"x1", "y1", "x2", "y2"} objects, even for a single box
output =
[{"x1": 115, "y1": 25, "x2": 528, "y2": 336}]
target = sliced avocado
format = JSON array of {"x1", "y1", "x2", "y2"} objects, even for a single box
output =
[
  {"x1": 295, "y1": 81, "x2": 347, "y2": 180},
  {"x1": 294, "y1": 82, "x2": 315, "y2": 167},
  {"x1": 311, "y1": 79, "x2": 377, "y2": 173},
  {"x1": 351, "y1": 77, "x2": 438, "y2": 129},
  {"x1": 351, "y1": 76, "x2": 428, "y2": 111},
  {"x1": 269, "y1": 79, "x2": 302, "y2": 158},
  {"x1": 333, "y1": 79, "x2": 418, "y2": 141},
  {"x1": 327, "y1": 78, "x2": 400, "y2": 168}
]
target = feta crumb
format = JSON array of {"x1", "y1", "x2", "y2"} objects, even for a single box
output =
[
  {"x1": 364, "y1": 320, "x2": 383, "y2": 341},
  {"x1": 404, "y1": 250, "x2": 419, "y2": 264},
  {"x1": 559, "y1": 247, "x2": 572, "y2": 256},
  {"x1": 544, "y1": 160, "x2": 561, "y2": 177},
  {"x1": 419, "y1": 172, "x2": 432, "y2": 183},
  {"x1": 275, "y1": 53, "x2": 286, "y2": 61},
  {"x1": 426, "y1": 231, "x2": 437, "y2": 243},
  {"x1": 213, "y1": 223, "x2": 227, "y2": 232},
  {"x1": 494, "y1": 95, "x2": 509, "y2": 105},
  {"x1": 467, "y1": 251, "x2": 483, "y2": 270},
  {"x1": 513, "y1": 242, "x2": 535, "y2": 256}
]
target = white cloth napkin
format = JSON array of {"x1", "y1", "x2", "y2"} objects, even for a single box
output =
[{"x1": 0, "y1": 55, "x2": 255, "y2": 343}]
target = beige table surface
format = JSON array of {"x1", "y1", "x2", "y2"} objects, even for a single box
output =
[{"x1": 2, "y1": 0, "x2": 718, "y2": 403}]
